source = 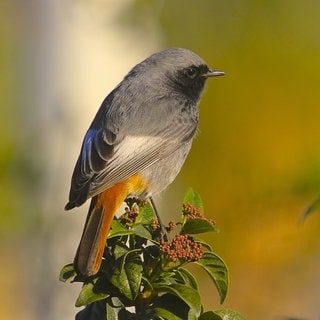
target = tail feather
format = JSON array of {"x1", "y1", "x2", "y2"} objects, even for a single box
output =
[
  {"x1": 74, "y1": 191, "x2": 125, "y2": 277},
  {"x1": 74, "y1": 196, "x2": 106, "y2": 276},
  {"x1": 73, "y1": 174, "x2": 148, "y2": 277}
]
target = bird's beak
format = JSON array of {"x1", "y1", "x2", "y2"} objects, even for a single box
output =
[{"x1": 205, "y1": 69, "x2": 225, "y2": 78}]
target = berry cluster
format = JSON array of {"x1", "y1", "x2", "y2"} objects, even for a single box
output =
[
  {"x1": 166, "y1": 221, "x2": 176, "y2": 232},
  {"x1": 150, "y1": 219, "x2": 160, "y2": 231},
  {"x1": 160, "y1": 234, "x2": 204, "y2": 262},
  {"x1": 182, "y1": 203, "x2": 216, "y2": 225},
  {"x1": 119, "y1": 206, "x2": 139, "y2": 225},
  {"x1": 151, "y1": 220, "x2": 176, "y2": 233}
]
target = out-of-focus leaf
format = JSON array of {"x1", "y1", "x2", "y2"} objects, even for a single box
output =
[
  {"x1": 59, "y1": 263, "x2": 76, "y2": 283},
  {"x1": 300, "y1": 196, "x2": 320, "y2": 222},
  {"x1": 153, "y1": 283, "x2": 201, "y2": 317},
  {"x1": 183, "y1": 188, "x2": 204, "y2": 212},
  {"x1": 110, "y1": 255, "x2": 143, "y2": 300},
  {"x1": 196, "y1": 252, "x2": 229, "y2": 304},
  {"x1": 180, "y1": 218, "x2": 219, "y2": 235}
]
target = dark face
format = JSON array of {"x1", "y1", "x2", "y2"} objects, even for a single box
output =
[{"x1": 168, "y1": 64, "x2": 211, "y2": 102}]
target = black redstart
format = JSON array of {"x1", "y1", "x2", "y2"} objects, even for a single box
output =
[{"x1": 65, "y1": 47, "x2": 224, "y2": 277}]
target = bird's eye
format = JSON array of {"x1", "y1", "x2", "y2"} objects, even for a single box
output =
[{"x1": 185, "y1": 67, "x2": 198, "y2": 79}]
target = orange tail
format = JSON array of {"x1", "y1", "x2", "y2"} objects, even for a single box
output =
[
  {"x1": 74, "y1": 174, "x2": 148, "y2": 277},
  {"x1": 74, "y1": 189, "x2": 127, "y2": 277}
]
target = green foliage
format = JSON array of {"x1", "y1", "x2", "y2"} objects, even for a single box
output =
[
  {"x1": 195, "y1": 252, "x2": 229, "y2": 304},
  {"x1": 60, "y1": 189, "x2": 245, "y2": 319}
]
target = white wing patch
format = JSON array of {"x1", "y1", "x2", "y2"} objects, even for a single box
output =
[{"x1": 87, "y1": 134, "x2": 180, "y2": 198}]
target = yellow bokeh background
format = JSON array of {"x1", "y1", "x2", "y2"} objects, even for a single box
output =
[{"x1": 1, "y1": 1, "x2": 320, "y2": 319}]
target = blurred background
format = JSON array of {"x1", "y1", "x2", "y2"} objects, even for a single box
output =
[{"x1": 1, "y1": 0, "x2": 320, "y2": 319}]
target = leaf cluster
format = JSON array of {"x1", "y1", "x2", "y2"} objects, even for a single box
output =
[{"x1": 60, "y1": 189, "x2": 245, "y2": 319}]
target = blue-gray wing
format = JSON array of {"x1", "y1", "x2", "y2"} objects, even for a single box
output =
[{"x1": 65, "y1": 92, "x2": 198, "y2": 210}]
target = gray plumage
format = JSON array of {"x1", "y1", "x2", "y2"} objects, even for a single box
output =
[{"x1": 65, "y1": 48, "x2": 224, "y2": 210}]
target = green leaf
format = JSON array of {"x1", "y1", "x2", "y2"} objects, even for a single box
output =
[
  {"x1": 192, "y1": 236, "x2": 213, "y2": 251},
  {"x1": 75, "y1": 280, "x2": 109, "y2": 307},
  {"x1": 180, "y1": 218, "x2": 219, "y2": 235},
  {"x1": 105, "y1": 302, "x2": 118, "y2": 320},
  {"x1": 214, "y1": 309, "x2": 247, "y2": 320},
  {"x1": 175, "y1": 268, "x2": 199, "y2": 290},
  {"x1": 113, "y1": 243, "x2": 130, "y2": 260},
  {"x1": 183, "y1": 188, "x2": 204, "y2": 212},
  {"x1": 196, "y1": 252, "x2": 229, "y2": 304},
  {"x1": 135, "y1": 202, "x2": 156, "y2": 224},
  {"x1": 153, "y1": 283, "x2": 202, "y2": 317},
  {"x1": 153, "y1": 308, "x2": 183, "y2": 320},
  {"x1": 105, "y1": 297, "x2": 125, "y2": 320},
  {"x1": 199, "y1": 311, "x2": 223, "y2": 320},
  {"x1": 110, "y1": 255, "x2": 143, "y2": 300},
  {"x1": 131, "y1": 223, "x2": 153, "y2": 240},
  {"x1": 152, "y1": 293, "x2": 191, "y2": 320},
  {"x1": 59, "y1": 263, "x2": 76, "y2": 282},
  {"x1": 108, "y1": 219, "x2": 133, "y2": 238}
]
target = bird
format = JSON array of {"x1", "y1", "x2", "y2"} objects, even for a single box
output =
[{"x1": 65, "y1": 47, "x2": 224, "y2": 277}]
